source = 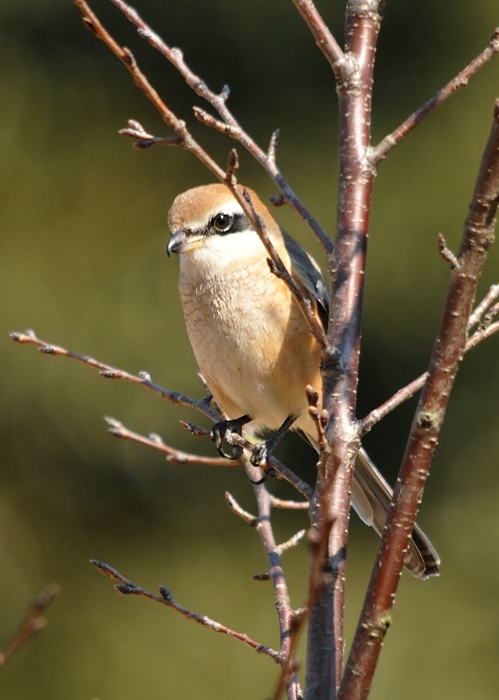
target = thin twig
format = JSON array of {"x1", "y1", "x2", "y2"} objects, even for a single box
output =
[
  {"x1": 73, "y1": 0, "x2": 332, "y2": 359},
  {"x1": 237, "y1": 187, "x2": 331, "y2": 353},
  {"x1": 90, "y1": 560, "x2": 279, "y2": 661},
  {"x1": 306, "y1": 385, "x2": 328, "y2": 452},
  {"x1": 276, "y1": 530, "x2": 307, "y2": 556},
  {"x1": 225, "y1": 492, "x2": 258, "y2": 526},
  {"x1": 230, "y1": 434, "x2": 314, "y2": 501},
  {"x1": 74, "y1": 0, "x2": 226, "y2": 180},
  {"x1": 0, "y1": 584, "x2": 60, "y2": 669},
  {"x1": 105, "y1": 417, "x2": 238, "y2": 466},
  {"x1": 269, "y1": 495, "x2": 309, "y2": 510},
  {"x1": 360, "y1": 285, "x2": 499, "y2": 434},
  {"x1": 468, "y1": 283, "x2": 499, "y2": 328},
  {"x1": 10, "y1": 330, "x2": 219, "y2": 422},
  {"x1": 438, "y1": 233, "x2": 460, "y2": 269},
  {"x1": 120, "y1": 120, "x2": 183, "y2": 148},
  {"x1": 10, "y1": 330, "x2": 314, "y2": 502},
  {"x1": 245, "y1": 461, "x2": 302, "y2": 699},
  {"x1": 291, "y1": 0, "x2": 349, "y2": 80},
  {"x1": 372, "y1": 27, "x2": 499, "y2": 164},
  {"x1": 108, "y1": 0, "x2": 332, "y2": 253}
]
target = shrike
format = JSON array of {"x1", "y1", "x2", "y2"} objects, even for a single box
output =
[{"x1": 167, "y1": 183, "x2": 440, "y2": 579}]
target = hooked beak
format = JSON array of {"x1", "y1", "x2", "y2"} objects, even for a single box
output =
[{"x1": 167, "y1": 230, "x2": 204, "y2": 256}]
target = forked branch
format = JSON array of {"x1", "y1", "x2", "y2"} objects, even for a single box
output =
[{"x1": 341, "y1": 98, "x2": 499, "y2": 700}]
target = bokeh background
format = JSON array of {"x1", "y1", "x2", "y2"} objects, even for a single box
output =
[{"x1": 2, "y1": 1, "x2": 499, "y2": 698}]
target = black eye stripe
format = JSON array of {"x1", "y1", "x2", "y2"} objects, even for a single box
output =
[{"x1": 206, "y1": 213, "x2": 251, "y2": 236}]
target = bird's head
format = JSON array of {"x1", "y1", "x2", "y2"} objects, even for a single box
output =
[{"x1": 167, "y1": 183, "x2": 281, "y2": 258}]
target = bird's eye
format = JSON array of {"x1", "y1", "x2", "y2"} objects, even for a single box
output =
[{"x1": 212, "y1": 213, "x2": 234, "y2": 233}]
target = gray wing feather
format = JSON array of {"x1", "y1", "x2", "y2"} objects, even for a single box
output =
[{"x1": 283, "y1": 232, "x2": 329, "y2": 330}]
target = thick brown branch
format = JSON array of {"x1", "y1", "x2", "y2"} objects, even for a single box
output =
[
  {"x1": 341, "y1": 99, "x2": 499, "y2": 700},
  {"x1": 306, "y1": 3, "x2": 382, "y2": 695}
]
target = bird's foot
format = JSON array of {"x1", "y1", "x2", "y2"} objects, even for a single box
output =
[
  {"x1": 249, "y1": 443, "x2": 277, "y2": 475},
  {"x1": 210, "y1": 415, "x2": 251, "y2": 460},
  {"x1": 248, "y1": 443, "x2": 278, "y2": 485},
  {"x1": 249, "y1": 415, "x2": 297, "y2": 471}
]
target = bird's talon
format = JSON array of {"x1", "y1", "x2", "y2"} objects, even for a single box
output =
[
  {"x1": 210, "y1": 416, "x2": 249, "y2": 461},
  {"x1": 215, "y1": 443, "x2": 240, "y2": 460},
  {"x1": 250, "y1": 443, "x2": 268, "y2": 467}
]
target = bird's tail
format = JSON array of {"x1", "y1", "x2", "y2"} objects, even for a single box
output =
[
  {"x1": 352, "y1": 447, "x2": 440, "y2": 579},
  {"x1": 301, "y1": 430, "x2": 440, "y2": 579}
]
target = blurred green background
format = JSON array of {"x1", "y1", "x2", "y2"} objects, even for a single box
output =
[{"x1": 2, "y1": 0, "x2": 499, "y2": 698}]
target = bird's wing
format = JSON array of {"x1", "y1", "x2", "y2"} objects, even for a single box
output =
[{"x1": 283, "y1": 232, "x2": 330, "y2": 330}]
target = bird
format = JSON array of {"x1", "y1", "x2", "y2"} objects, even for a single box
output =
[{"x1": 167, "y1": 182, "x2": 440, "y2": 579}]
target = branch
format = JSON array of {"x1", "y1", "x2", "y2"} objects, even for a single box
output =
[
  {"x1": 468, "y1": 282, "x2": 499, "y2": 328},
  {"x1": 341, "y1": 98, "x2": 499, "y2": 699},
  {"x1": 90, "y1": 560, "x2": 280, "y2": 662},
  {"x1": 373, "y1": 27, "x2": 499, "y2": 163},
  {"x1": 73, "y1": 1, "x2": 332, "y2": 353},
  {"x1": 237, "y1": 187, "x2": 331, "y2": 353},
  {"x1": 107, "y1": 0, "x2": 332, "y2": 253},
  {"x1": 105, "y1": 417, "x2": 239, "y2": 466},
  {"x1": 291, "y1": 0, "x2": 348, "y2": 80},
  {"x1": 73, "y1": 0, "x2": 226, "y2": 181},
  {"x1": 190, "y1": 420, "x2": 315, "y2": 501},
  {"x1": 10, "y1": 330, "x2": 314, "y2": 504},
  {"x1": 10, "y1": 330, "x2": 220, "y2": 422},
  {"x1": 226, "y1": 474, "x2": 307, "y2": 700},
  {"x1": 245, "y1": 462, "x2": 303, "y2": 699},
  {"x1": 268, "y1": 495, "x2": 309, "y2": 511},
  {"x1": 305, "y1": 3, "x2": 383, "y2": 695},
  {"x1": 0, "y1": 584, "x2": 59, "y2": 669},
  {"x1": 360, "y1": 282, "x2": 499, "y2": 434}
]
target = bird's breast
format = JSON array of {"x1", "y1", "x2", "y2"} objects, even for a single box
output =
[{"x1": 177, "y1": 244, "x2": 321, "y2": 431}]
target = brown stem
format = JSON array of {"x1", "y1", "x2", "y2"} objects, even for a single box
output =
[
  {"x1": 291, "y1": 0, "x2": 347, "y2": 79},
  {"x1": 304, "y1": 3, "x2": 382, "y2": 696},
  {"x1": 246, "y1": 462, "x2": 302, "y2": 699},
  {"x1": 340, "y1": 99, "x2": 499, "y2": 700}
]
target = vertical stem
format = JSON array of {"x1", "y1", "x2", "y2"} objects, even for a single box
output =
[
  {"x1": 305, "y1": 2, "x2": 382, "y2": 697},
  {"x1": 249, "y1": 466, "x2": 301, "y2": 699}
]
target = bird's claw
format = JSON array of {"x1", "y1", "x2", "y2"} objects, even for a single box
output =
[{"x1": 210, "y1": 416, "x2": 250, "y2": 460}]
